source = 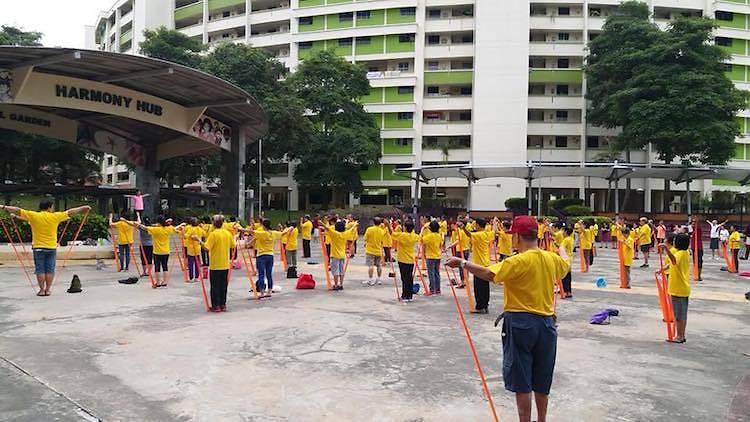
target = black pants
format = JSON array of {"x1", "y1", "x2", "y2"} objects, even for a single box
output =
[
  {"x1": 744, "y1": 245, "x2": 750, "y2": 260},
  {"x1": 562, "y1": 271, "x2": 572, "y2": 295},
  {"x1": 140, "y1": 245, "x2": 153, "y2": 265},
  {"x1": 473, "y1": 276, "x2": 490, "y2": 310},
  {"x1": 303, "y1": 239, "x2": 311, "y2": 258},
  {"x1": 201, "y1": 248, "x2": 209, "y2": 266},
  {"x1": 733, "y1": 249, "x2": 740, "y2": 273},
  {"x1": 383, "y1": 247, "x2": 392, "y2": 262},
  {"x1": 399, "y1": 262, "x2": 414, "y2": 300},
  {"x1": 210, "y1": 269, "x2": 228, "y2": 308}
]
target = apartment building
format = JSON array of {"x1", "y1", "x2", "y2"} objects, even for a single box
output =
[{"x1": 88, "y1": 0, "x2": 750, "y2": 212}]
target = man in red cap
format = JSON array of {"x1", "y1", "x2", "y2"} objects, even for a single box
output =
[{"x1": 446, "y1": 215, "x2": 569, "y2": 422}]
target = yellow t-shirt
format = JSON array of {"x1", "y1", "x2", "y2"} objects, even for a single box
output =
[
  {"x1": 146, "y1": 226, "x2": 177, "y2": 255},
  {"x1": 439, "y1": 220, "x2": 448, "y2": 236},
  {"x1": 667, "y1": 249, "x2": 691, "y2": 297},
  {"x1": 537, "y1": 223, "x2": 546, "y2": 240},
  {"x1": 497, "y1": 230, "x2": 512, "y2": 256},
  {"x1": 610, "y1": 223, "x2": 620, "y2": 238},
  {"x1": 579, "y1": 226, "x2": 593, "y2": 250},
  {"x1": 363, "y1": 225, "x2": 385, "y2": 256},
  {"x1": 393, "y1": 231, "x2": 420, "y2": 264},
  {"x1": 729, "y1": 231, "x2": 741, "y2": 250},
  {"x1": 254, "y1": 229, "x2": 281, "y2": 256},
  {"x1": 488, "y1": 249, "x2": 570, "y2": 316},
  {"x1": 470, "y1": 230, "x2": 494, "y2": 266},
  {"x1": 561, "y1": 236, "x2": 574, "y2": 266},
  {"x1": 553, "y1": 230, "x2": 564, "y2": 247},
  {"x1": 205, "y1": 228, "x2": 236, "y2": 271},
  {"x1": 112, "y1": 220, "x2": 134, "y2": 245},
  {"x1": 638, "y1": 224, "x2": 652, "y2": 245},
  {"x1": 621, "y1": 237, "x2": 634, "y2": 266},
  {"x1": 381, "y1": 223, "x2": 392, "y2": 246},
  {"x1": 201, "y1": 223, "x2": 213, "y2": 239},
  {"x1": 184, "y1": 225, "x2": 205, "y2": 256},
  {"x1": 222, "y1": 222, "x2": 238, "y2": 236},
  {"x1": 300, "y1": 220, "x2": 313, "y2": 240},
  {"x1": 421, "y1": 231, "x2": 443, "y2": 260},
  {"x1": 20, "y1": 209, "x2": 69, "y2": 249},
  {"x1": 286, "y1": 227, "x2": 299, "y2": 250},
  {"x1": 327, "y1": 226, "x2": 357, "y2": 259},
  {"x1": 451, "y1": 229, "x2": 471, "y2": 251}
]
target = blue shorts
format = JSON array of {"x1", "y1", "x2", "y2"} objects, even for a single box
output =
[
  {"x1": 330, "y1": 258, "x2": 345, "y2": 276},
  {"x1": 501, "y1": 312, "x2": 557, "y2": 394},
  {"x1": 33, "y1": 248, "x2": 57, "y2": 275}
]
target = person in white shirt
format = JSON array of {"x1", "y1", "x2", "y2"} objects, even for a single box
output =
[
  {"x1": 707, "y1": 219, "x2": 727, "y2": 259},
  {"x1": 719, "y1": 227, "x2": 730, "y2": 258}
]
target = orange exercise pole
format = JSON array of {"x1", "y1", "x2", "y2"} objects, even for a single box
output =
[
  {"x1": 0, "y1": 217, "x2": 36, "y2": 292},
  {"x1": 656, "y1": 247, "x2": 676, "y2": 341},
  {"x1": 195, "y1": 252, "x2": 211, "y2": 311},
  {"x1": 319, "y1": 230, "x2": 333, "y2": 291},
  {"x1": 139, "y1": 240, "x2": 156, "y2": 288},
  {"x1": 53, "y1": 210, "x2": 89, "y2": 287},
  {"x1": 691, "y1": 223, "x2": 699, "y2": 281},
  {"x1": 109, "y1": 228, "x2": 121, "y2": 271},
  {"x1": 443, "y1": 252, "x2": 500, "y2": 422},
  {"x1": 456, "y1": 229, "x2": 475, "y2": 311},
  {"x1": 618, "y1": 240, "x2": 626, "y2": 289},
  {"x1": 238, "y1": 243, "x2": 260, "y2": 300},
  {"x1": 176, "y1": 236, "x2": 189, "y2": 282},
  {"x1": 412, "y1": 244, "x2": 431, "y2": 296},
  {"x1": 579, "y1": 245, "x2": 586, "y2": 273}
]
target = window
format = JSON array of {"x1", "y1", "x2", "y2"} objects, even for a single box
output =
[
  {"x1": 339, "y1": 12, "x2": 353, "y2": 22},
  {"x1": 459, "y1": 111, "x2": 472, "y2": 121},
  {"x1": 299, "y1": 41, "x2": 312, "y2": 49},
  {"x1": 460, "y1": 86, "x2": 472, "y2": 95},
  {"x1": 555, "y1": 110, "x2": 568, "y2": 121},
  {"x1": 106, "y1": 156, "x2": 114, "y2": 166},
  {"x1": 556, "y1": 84, "x2": 569, "y2": 95},
  {"x1": 358, "y1": 36, "x2": 371, "y2": 45},
  {"x1": 558, "y1": 7, "x2": 570, "y2": 16},
  {"x1": 716, "y1": 11, "x2": 733, "y2": 21},
  {"x1": 398, "y1": 86, "x2": 414, "y2": 94},
  {"x1": 299, "y1": 16, "x2": 313, "y2": 25},
  {"x1": 716, "y1": 37, "x2": 732, "y2": 47},
  {"x1": 428, "y1": 9, "x2": 441, "y2": 18},
  {"x1": 425, "y1": 111, "x2": 442, "y2": 120},
  {"x1": 427, "y1": 35, "x2": 440, "y2": 45},
  {"x1": 461, "y1": 61, "x2": 473, "y2": 69},
  {"x1": 558, "y1": 32, "x2": 570, "y2": 41},
  {"x1": 589, "y1": 7, "x2": 601, "y2": 17},
  {"x1": 527, "y1": 136, "x2": 543, "y2": 148},
  {"x1": 557, "y1": 58, "x2": 569, "y2": 68},
  {"x1": 222, "y1": 11, "x2": 231, "y2": 18},
  {"x1": 398, "y1": 62, "x2": 410, "y2": 71},
  {"x1": 117, "y1": 172, "x2": 129, "y2": 182},
  {"x1": 107, "y1": 174, "x2": 113, "y2": 184},
  {"x1": 395, "y1": 138, "x2": 411, "y2": 146},
  {"x1": 338, "y1": 38, "x2": 353, "y2": 46},
  {"x1": 400, "y1": 7, "x2": 416, "y2": 16},
  {"x1": 368, "y1": 66, "x2": 379, "y2": 72},
  {"x1": 555, "y1": 136, "x2": 568, "y2": 148},
  {"x1": 461, "y1": 34, "x2": 473, "y2": 43},
  {"x1": 356, "y1": 10, "x2": 371, "y2": 20},
  {"x1": 222, "y1": 33, "x2": 230, "y2": 38},
  {"x1": 399, "y1": 34, "x2": 415, "y2": 43},
  {"x1": 427, "y1": 61, "x2": 439, "y2": 70},
  {"x1": 586, "y1": 136, "x2": 600, "y2": 148},
  {"x1": 397, "y1": 112, "x2": 413, "y2": 120},
  {"x1": 589, "y1": 33, "x2": 599, "y2": 41},
  {"x1": 426, "y1": 86, "x2": 439, "y2": 95}
]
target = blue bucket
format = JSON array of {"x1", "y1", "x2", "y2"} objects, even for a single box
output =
[
  {"x1": 595, "y1": 277, "x2": 607, "y2": 288},
  {"x1": 413, "y1": 283, "x2": 421, "y2": 294}
]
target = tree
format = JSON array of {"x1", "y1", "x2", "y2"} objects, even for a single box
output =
[
  {"x1": 586, "y1": 1, "x2": 744, "y2": 212},
  {"x1": 0, "y1": 25, "x2": 42, "y2": 46},
  {"x1": 286, "y1": 51, "x2": 380, "y2": 206},
  {"x1": 139, "y1": 27, "x2": 205, "y2": 68}
]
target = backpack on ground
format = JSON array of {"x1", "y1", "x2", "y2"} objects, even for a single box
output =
[
  {"x1": 296, "y1": 273, "x2": 316, "y2": 289},
  {"x1": 287, "y1": 266, "x2": 298, "y2": 279}
]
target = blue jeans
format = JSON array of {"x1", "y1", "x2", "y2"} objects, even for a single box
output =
[
  {"x1": 32, "y1": 248, "x2": 56, "y2": 275},
  {"x1": 454, "y1": 250, "x2": 470, "y2": 282},
  {"x1": 187, "y1": 255, "x2": 199, "y2": 279},
  {"x1": 256, "y1": 254, "x2": 274, "y2": 290},
  {"x1": 426, "y1": 258, "x2": 441, "y2": 292},
  {"x1": 502, "y1": 312, "x2": 557, "y2": 394},
  {"x1": 118, "y1": 244, "x2": 130, "y2": 270}
]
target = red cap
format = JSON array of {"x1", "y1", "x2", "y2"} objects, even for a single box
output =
[{"x1": 509, "y1": 215, "x2": 538, "y2": 236}]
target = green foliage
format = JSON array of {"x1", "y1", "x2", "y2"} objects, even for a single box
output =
[
  {"x1": 286, "y1": 51, "x2": 381, "y2": 196},
  {"x1": 563, "y1": 204, "x2": 593, "y2": 216},
  {"x1": 571, "y1": 216, "x2": 613, "y2": 226},
  {"x1": 0, "y1": 25, "x2": 42, "y2": 46},
  {"x1": 548, "y1": 197, "x2": 584, "y2": 212},
  {"x1": 139, "y1": 27, "x2": 205, "y2": 68},
  {"x1": 711, "y1": 190, "x2": 736, "y2": 210},
  {"x1": 586, "y1": 1, "x2": 743, "y2": 164},
  {"x1": 504, "y1": 197, "x2": 528, "y2": 211}
]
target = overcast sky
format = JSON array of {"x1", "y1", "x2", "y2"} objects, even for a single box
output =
[{"x1": 2, "y1": 0, "x2": 109, "y2": 48}]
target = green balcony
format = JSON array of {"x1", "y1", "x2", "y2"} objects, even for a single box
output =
[
  {"x1": 298, "y1": 40, "x2": 325, "y2": 60},
  {"x1": 385, "y1": 34, "x2": 415, "y2": 53},
  {"x1": 299, "y1": 0, "x2": 324, "y2": 7},
  {"x1": 382, "y1": 138, "x2": 411, "y2": 155},
  {"x1": 355, "y1": 35, "x2": 385, "y2": 55},
  {"x1": 356, "y1": 9, "x2": 385, "y2": 27},
  {"x1": 424, "y1": 70, "x2": 473, "y2": 85},
  {"x1": 528, "y1": 69, "x2": 583, "y2": 83},
  {"x1": 386, "y1": 8, "x2": 416, "y2": 24},
  {"x1": 174, "y1": 1, "x2": 203, "y2": 21},
  {"x1": 717, "y1": 13, "x2": 747, "y2": 30},
  {"x1": 382, "y1": 164, "x2": 408, "y2": 180},
  {"x1": 208, "y1": 0, "x2": 243, "y2": 11},
  {"x1": 299, "y1": 15, "x2": 325, "y2": 32},
  {"x1": 384, "y1": 86, "x2": 413, "y2": 102},
  {"x1": 119, "y1": 30, "x2": 132, "y2": 45},
  {"x1": 327, "y1": 13, "x2": 353, "y2": 29},
  {"x1": 383, "y1": 112, "x2": 413, "y2": 129},
  {"x1": 725, "y1": 64, "x2": 747, "y2": 82},
  {"x1": 720, "y1": 38, "x2": 747, "y2": 56},
  {"x1": 359, "y1": 165, "x2": 381, "y2": 181},
  {"x1": 360, "y1": 87, "x2": 383, "y2": 104}
]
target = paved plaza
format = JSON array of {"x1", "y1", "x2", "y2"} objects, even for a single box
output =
[{"x1": 0, "y1": 242, "x2": 748, "y2": 421}]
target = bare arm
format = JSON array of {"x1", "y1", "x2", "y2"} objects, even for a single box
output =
[
  {"x1": 445, "y1": 256, "x2": 495, "y2": 281},
  {"x1": 0, "y1": 205, "x2": 22, "y2": 216},
  {"x1": 66, "y1": 205, "x2": 91, "y2": 216},
  {"x1": 659, "y1": 244, "x2": 677, "y2": 265}
]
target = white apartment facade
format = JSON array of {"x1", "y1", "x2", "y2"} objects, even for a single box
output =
[{"x1": 89, "y1": 0, "x2": 750, "y2": 212}]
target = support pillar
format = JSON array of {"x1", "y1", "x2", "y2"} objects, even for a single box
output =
[
  {"x1": 135, "y1": 144, "x2": 159, "y2": 217},
  {"x1": 221, "y1": 127, "x2": 245, "y2": 218}
]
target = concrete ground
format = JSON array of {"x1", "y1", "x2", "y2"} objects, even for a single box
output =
[{"x1": 0, "y1": 240, "x2": 748, "y2": 422}]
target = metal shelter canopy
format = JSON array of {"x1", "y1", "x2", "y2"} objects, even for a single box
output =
[
  {"x1": 0, "y1": 46, "x2": 268, "y2": 158},
  {"x1": 394, "y1": 162, "x2": 750, "y2": 217}
]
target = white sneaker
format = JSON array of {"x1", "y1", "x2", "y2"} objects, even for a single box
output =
[
  {"x1": 376, "y1": 278, "x2": 382, "y2": 285},
  {"x1": 362, "y1": 279, "x2": 370, "y2": 285},
  {"x1": 368, "y1": 279, "x2": 376, "y2": 286}
]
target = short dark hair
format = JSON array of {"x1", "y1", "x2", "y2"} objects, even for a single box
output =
[
  {"x1": 665, "y1": 232, "x2": 676, "y2": 245},
  {"x1": 262, "y1": 218, "x2": 272, "y2": 230},
  {"x1": 564, "y1": 227, "x2": 574, "y2": 236},
  {"x1": 39, "y1": 200, "x2": 53, "y2": 210},
  {"x1": 429, "y1": 220, "x2": 439, "y2": 233},
  {"x1": 475, "y1": 218, "x2": 487, "y2": 228},
  {"x1": 373, "y1": 217, "x2": 382, "y2": 226},
  {"x1": 157, "y1": 215, "x2": 166, "y2": 225},
  {"x1": 404, "y1": 220, "x2": 415, "y2": 232},
  {"x1": 335, "y1": 220, "x2": 346, "y2": 232},
  {"x1": 674, "y1": 233, "x2": 690, "y2": 250}
]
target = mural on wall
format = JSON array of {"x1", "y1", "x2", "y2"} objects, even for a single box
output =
[
  {"x1": 0, "y1": 69, "x2": 12, "y2": 102},
  {"x1": 76, "y1": 123, "x2": 146, "y2": 167},
  {"x1": 191, "y1": 114, "x2": 231, "y2": 151}
]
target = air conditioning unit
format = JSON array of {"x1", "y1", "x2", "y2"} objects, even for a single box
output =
[
  {"x1": 280, "y1": 24, "x2": 289, "y2": 32},
  {"x1": 440, "y1": 37, "x2": 449, "y2": 44},
  {"x1": 279, "y1": 49, "x2": 289, "y2": 56},
  {"x1": 441, "y1": 10, "x2": 451, "y2": 18}
]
